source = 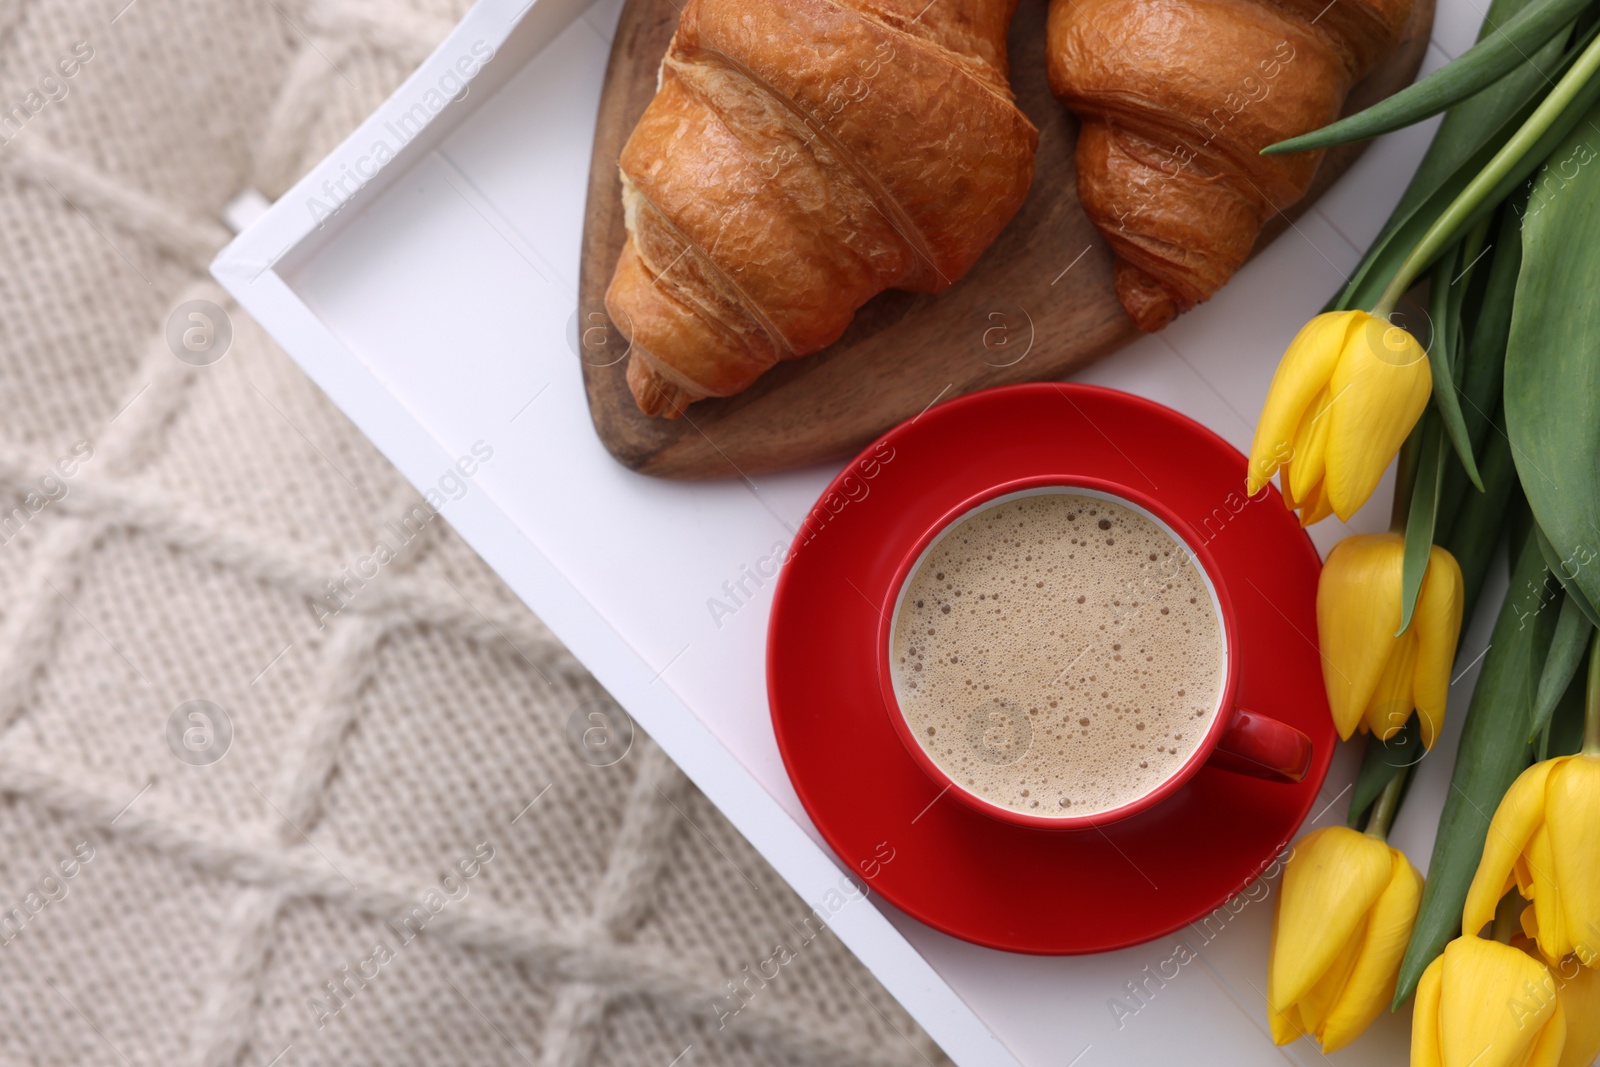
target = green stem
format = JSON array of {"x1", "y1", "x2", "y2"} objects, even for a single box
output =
[
  {"x1": 1373, "y1": 29, "x2": 1600, "y2": 317},
  {"x1": 1364, "y1": 769, "x2": 1406, "y2": 840},
  {"x1": 1585, "y1": 629, "x2": 1600, "y2": 754}
]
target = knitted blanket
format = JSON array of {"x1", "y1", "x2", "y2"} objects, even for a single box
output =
[{"x1": 0, "y1": 0, "x2": 950, "y2": 1063}]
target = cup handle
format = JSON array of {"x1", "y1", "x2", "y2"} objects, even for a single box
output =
[{"x1": 1208, "y1": 708, "x2": 1313, "y2": 783}]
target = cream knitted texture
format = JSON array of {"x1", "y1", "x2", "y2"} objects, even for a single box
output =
[{"x1": 0, "y1": 0, "x2": 953, "y2": 1063}]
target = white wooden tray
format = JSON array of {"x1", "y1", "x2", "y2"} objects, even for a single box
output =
[{"x1": 211, "y1": 1, "x2": 1495, "y2": 1062}]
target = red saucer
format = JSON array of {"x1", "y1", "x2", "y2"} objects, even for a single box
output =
[{"x1": 766, "y1": 383, "x2": 1333, "y2": 954}]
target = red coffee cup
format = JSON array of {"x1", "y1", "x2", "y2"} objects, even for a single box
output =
[{"x1": 877, "y1": 475, "x2": 1313, "y2": 831}]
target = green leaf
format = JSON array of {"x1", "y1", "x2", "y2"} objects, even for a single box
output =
[
  {"x1": 1536, "y1": 523, "x2": 1600, "y2": 627},
  {"x1": 1510, "y1": 100, "x2": 1600, "y2": 630},
  {"x1": 1332, "y1": 8, "x2": 1577, "y2": 313},
  {"x1": 1264, "y1": 0, "x2": 1590, "y2": 155},
  {"x1": 1347, "y1": 716, "x2": 1425, "y2": 828},
  {"x1": 1400, "y1": 414, "x2": 1447, "y2": 634},
  {"x1": 1444, "y1": 426, "x2": 1519, "y2": 628},
  {"x1": 1528, "y1": 592, "x2": 1593, "y2": 741},
  {"x1": 1439, "y1": 206, "x2": 1524, "y2": 530},
  {"x1": 1394, "y1": 529, "x2": 1554, "y2": 1005},
  {"x1": 1446, "y1": 216, "x2": 1493, "y2": 355},
  {"x1": 1461, "y1": 206, "x2": 1521, "y2": 442},
  {"x1": 1427, "y1": 249, "x2": 1485, "y2": 490},
  {"x1": 1542, "y1": 640, "x2": 1593, "y2": 757},
  {"x1": 1393, "y1": 413, "x2": 1428, "y2": 528}
]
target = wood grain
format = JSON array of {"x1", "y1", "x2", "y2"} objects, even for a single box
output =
[{"x1": 576, "y1": 0, "x2": 1435, "y2": 480}]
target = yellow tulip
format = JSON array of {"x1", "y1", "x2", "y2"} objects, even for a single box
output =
[
  {"x1": 1411, "y1": 936, "x2": 1567, "y2": 1067},
  {"x1": 1268, "y1": 826, "x2": 1423, "y2": 1052},
  {"x1": 1464, "y1": 754, "x2": 1600, "y2": 967},
  {"x1": 1317, "y1": 533, "x2": 1464, "y2": 750},
  {"x1": 1247, "y1": 310, "x2": 1431, "y2": 524}
]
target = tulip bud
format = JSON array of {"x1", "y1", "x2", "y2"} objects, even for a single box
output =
[
  {"x1": 1316, "y1": 534, "x2": 1464, "y2": 750},
  {"x1": 1247, "y1": 310, "x2": 1431, "y2": 524},
  {"x1": 1268, "y1": 826, "x2": 1423, "y2": 1052},
  {"x1": 1411, "y1": 936, "x2": 1567, "y2": 1067},
  {"x1": 1464, "y1": 754, "x2": 1600, "y2": 967}
]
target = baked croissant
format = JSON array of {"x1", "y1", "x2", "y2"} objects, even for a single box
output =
[
  {"x1": 606, "y1": 0, "x2": 1038, "y2": 417},
  {"x1": 1047, "y1": 0, "x2": 1414, "y2": 331}
]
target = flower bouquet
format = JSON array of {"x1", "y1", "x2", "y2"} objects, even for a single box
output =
[{"x1": 1245, "y1": 0, "x2": 1600, "y2": 1060}]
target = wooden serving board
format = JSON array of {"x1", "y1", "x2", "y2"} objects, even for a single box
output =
[{"x1": 577, "y1": 0, "x2": 1435, "y2": 480}]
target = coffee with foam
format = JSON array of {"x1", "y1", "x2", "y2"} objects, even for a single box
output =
[{"x1": 889, "y1": 490, "x2": 1224, "y2": 817}]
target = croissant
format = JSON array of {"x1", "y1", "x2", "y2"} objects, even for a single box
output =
[
  {"x1": 1047, "y1": 0, "x2": 1414, "y2": 331},
  {"x1": 606, "y1": 0, "x2": 1037, "y2": 417}
]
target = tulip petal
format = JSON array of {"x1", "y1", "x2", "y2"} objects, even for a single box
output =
[
  {"x1": 1298, "y1": 484, "x2": 1334, "y2": 527},
  {"x1": 1464, "y1": 759, "x2": 1562, "y2": 938},
  {"x1": 1527, "y1": 819, "x2": 1574, "y2": 965},
  {"x1": 1249, "y1": 312, "x2": 1358, "y2": 495},
  {"x1": 1411, "y1": 955, "x2": 1445, "y2": 1067},
  {"x1": 1298, "y1": 912, "x2": 1370, "y2": 1038},
  {"x1": 1554, "y1": 955, "x2": 1600, "y2": 1067},
  {"x1": 1282, "y1": 463, "x2": 1334, "y2": 527},
  {"x1": 1526, "y1": 997, "x2": 1567, "y2": 1067},
  {"x1": 1323, "y1": 317, "x2": 1432, "y2": 521},
  {"x1": 1439, "y1": 937, "x2": 1557, "y2": 1067},
  {"x1": 1289, "y1": 387, "x2": 1334, "y2": 503},
  {"x1": 1318, "y1": 535, "x2": 1405, "y2": 740},
  {"x1": 1269, "y1": 827, "x2": 1395, "y2": 1020},
  {"x1": 1517, "y1": 853, "x2": 1538, "y2": 900},
  {"x1": 1412, "y1": 547, "x2": 1465, "y2": 750},
  {"x1": 1544, "y1": 754, "x2": 1600, "y2": 968},
  {"x1": 1269, "y1": 995, "x2": 1307, "y2": 1046},
  {"x1": 1365, "y1": 629, "x2": 1418, "y2": 741},
  {"x1": 1279, "y1": 459, "x2": 1305, "y2": 513},
  {"x1": 1318, "y1": 848, "x2": 1424, "y2": 1053},
  {"x1": 1523, "y1": 897, "x2": 1542, "y2": 944}
]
